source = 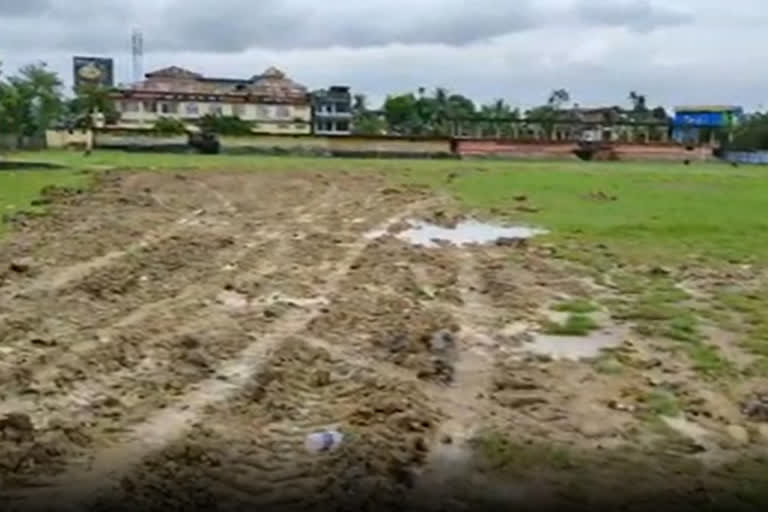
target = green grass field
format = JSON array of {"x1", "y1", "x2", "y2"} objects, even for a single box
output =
[
  {"x1": 4, "y1": 149, "x2": 768, "y2": 262},
  {"x1": 0, "y1": 167, "x2": 90, "y2": 237}
]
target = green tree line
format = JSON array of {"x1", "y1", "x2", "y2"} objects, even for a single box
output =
[
  {"x1": 0, "y1": 60, "x2": 120, "y2": 149},
  {"x1": 350, "y1": 87, "x2": 677, "y2": 138},
  {"x1": 3, "y1": 60, "x2": 768, "y2": 149}
]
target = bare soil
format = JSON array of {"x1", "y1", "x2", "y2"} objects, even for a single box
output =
[{"x1": 0, "y1": 169, "x2": 766, "y2": 511}]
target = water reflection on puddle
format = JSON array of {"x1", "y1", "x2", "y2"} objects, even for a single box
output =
[{"x1": 378, "y1": 219, "x2": 547, "y2": 248}]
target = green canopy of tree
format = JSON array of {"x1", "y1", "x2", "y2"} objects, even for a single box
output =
[
  {"x1": 153, "y1": 117, "x2": 188, "y2": 135},
  {"x1": 729, "y1": 113, "x2": 768, "y2": 150},
  {"x1": 0, "y1": 62, "x2": 64, "y2": 138},
  {"x1": 383, "y1": 93, "x2": 422, "y2": 135},
  {"x1": 66, "y1": 83, "x2": 120, "y2": 128},
  {"x1": 351, "y1": 94, "x2": 387, "y2": 135},
  {"x1": 382, "y1": 87, "x2": 477, "y2": 136}
]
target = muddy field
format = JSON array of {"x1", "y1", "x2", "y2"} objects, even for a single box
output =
[{"x1": 0, "y1": 168, "x2": 767, "y2": 511}]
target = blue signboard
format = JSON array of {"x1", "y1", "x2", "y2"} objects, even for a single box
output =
[
  {"x1": 673, "y1": 107, "x2": 743, "y2": 128},
  {"x1": 674, "y1": 112, "x2": 725, "y2": 127}
]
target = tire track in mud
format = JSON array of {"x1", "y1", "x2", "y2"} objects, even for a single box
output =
[
  {"x1": 0, "y1": 179, "x2": 349, "y2": 400},
  {"x1": 0, "y1": 179, "x2": 356, "y2": 419},
  {"x1": 106, "y1": 338, "x2": 442, "y2": 511},
  {"x1": 0, "y1": 228, "x2": 274, "y2": 394},
  {"x1": 93, "y1": 231, "x2": 519, "y2": 512},
  {"x1": 410, "y1": 251, "x2": 504, "y2": 506},
  {"x1": 0, "y1": 171, "x2": 242, "y2": 303},
  {"x1": 2, "y1": 204, "x2": 432, "y2": 511},
  {"x1": 0, "y1": 211, "x2": 211, "y2": 302}
]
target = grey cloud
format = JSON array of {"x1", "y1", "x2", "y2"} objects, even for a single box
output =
[
  {"x1": 0, "y1": 0, "x2": 143, "y2": 52},
  {"x1": 0, "y1": 0, "x2": 51, "y2": 16},
  {"x1": 156, "y1": 0, "x2": 539, "y2": 52},
  {"x1": 0, "y1": 0, "x2": 696, "y2": 56},
  {"x1": 573, "y1": 0, "x2": 693, "y2": 32}
]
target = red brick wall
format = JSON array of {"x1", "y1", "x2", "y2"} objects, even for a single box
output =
[
  {"x1": 457, "y1": 139, "x2": 714, "y2": 162},
  {"x1": 613, "y1": 144, "x2": 713, "y2": 161},
  {"x1": 456, "y1": 140, "x2": 578, "y2": 159}
]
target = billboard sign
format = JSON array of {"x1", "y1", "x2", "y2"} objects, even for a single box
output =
[
  {"x1": 673, "y1": 107, "x2": 744, "y2": 128},
  {"x1": 73, "y1": 56, "x2": 114, "y2": 88}
]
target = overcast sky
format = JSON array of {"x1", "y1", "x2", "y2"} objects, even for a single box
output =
[{"x1": 0, "y1": 0, "x2": 765, "y2": 110}]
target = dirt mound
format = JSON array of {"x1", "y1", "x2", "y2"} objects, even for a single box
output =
[{"x1": 0, "y1": 413, "x2": 91, "y2": 488}]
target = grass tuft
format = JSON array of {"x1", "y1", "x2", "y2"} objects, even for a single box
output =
[
  {"x1": 471, "y1": 432, "x2": 576, "y2": 473},
  {"x1": 553, "y1": 299, "x2": 599, "y2": 314},
  {"x1": 644, "y1": 390, "x2": 681, "y2": 417},
  {"x1": 543, "y1": 314, "x2": 599, "y2": 336}
]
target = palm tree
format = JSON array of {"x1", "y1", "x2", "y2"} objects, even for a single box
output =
[
  {"x1": 629, "y1": 91, "x2": 647, "y2": 113},
  {"x1": 352, "y1": 94, "x2": 367, "y2": 114},
  {"x1": 432, "y1": 87, "x2": 450, "y2": 135},
  {"x1": 481, "y1": 99, "x2": 517, "y2": 137},
  {"x1": 548, "y1": 88, "x2": 570, "y2": 109}
]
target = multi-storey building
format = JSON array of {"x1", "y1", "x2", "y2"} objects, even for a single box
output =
[
  {"x1": 311, "y1": 86, "x2": 353, "y2": 135},
  {"x1": 111, "y1": 66, "x2": 312, "y2": 134}
]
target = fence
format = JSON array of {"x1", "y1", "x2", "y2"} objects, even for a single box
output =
[
  {"x1": 0, "y1": 134, "x2": 46, "y2": 151},
  {"x1": 41, "y1": 128, "x2": 720, "y2": 162},
  {"x1": 724, "y1": 151, "x2": 768, "y2": 165}
]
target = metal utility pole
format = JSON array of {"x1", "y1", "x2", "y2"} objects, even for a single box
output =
[{"x1": 131, "y1": 28, "x2": 144, "y2": 83}]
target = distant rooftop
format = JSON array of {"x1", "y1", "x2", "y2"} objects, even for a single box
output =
[
  {"x1": 129, "y1": 65, "x2": 308, "y2": 101},
  {"x1": 198, "y1": 76, "x2": 255, "y2": 85},
  {"x1": 313, "y1": 86, "x2": 351, "y2": 97},
  {"x1": 675, "y1": 105, "x2": 743, "y2": 113}
]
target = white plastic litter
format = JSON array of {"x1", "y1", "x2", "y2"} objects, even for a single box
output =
[{"x1": 305, "y1": 430, "x2": 344, "y2": 454}]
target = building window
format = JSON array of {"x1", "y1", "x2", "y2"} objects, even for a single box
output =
[
  {"x1": 336, "y1": 121, "x2": 349, "y2": 132},
  {"x1": 276, "y1": 105, "x2": 290, "y2": 119},
  {"x1": 120, "y1": 101, "x2": 139, "y2": 112},
  {"x1": 210, "y1": 104, "x2": 223, "y2": 116},
  {"x1": 336, "y1": 103, "x2": 350, "y2": 113},
  {"x1": 185, "y1": 103, "x2": 199, "y2": 116},
  {"x1": 232, "y1": 104, "x2": 245, "y2": 118},
  {"x1": 159, "y1": 102, "x2": 178, "y2": 114},
  {"x1": 142, "y1": 101, "x2": 157, "y2": 114},
  {"x1": 294, "y1": 123, "x2": 305, "y2": 130},
  {"x1": 257, "y1": 105, "x2": 271, "y2": 119}
]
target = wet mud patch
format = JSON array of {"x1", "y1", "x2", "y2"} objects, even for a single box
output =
[
  {"x1": 0, "y1": 173, "x2": 208, "y2": 274},
  {"x1": 0, "y1": 229, "x2": 263, "y2": 377},
  {"x1": 306, "y1": 239, "x2": 465, "y2": 383},
  {"x1": 0, "y1": 412, "x2": 94, "y2": 492},
  {"x1": 91, "y1": 339, "x2": 442, "y2": 511},
  {"x1": 65, "y1": 228, "x2": 237, "y2": 302}
]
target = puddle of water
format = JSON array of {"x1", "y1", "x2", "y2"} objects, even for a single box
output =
[
  {"x1": 363, "y1": 228, "x2": 388, "y2": 240},
  {"x1": 396, "y1": 219, "x2": 547, "y2": 248},
  {"x1": 521, "y1": 330, "x2": 624, "y2": 361},
  {"x1": 365, "y1": 219, "x2": 547, "y2": 247}
]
